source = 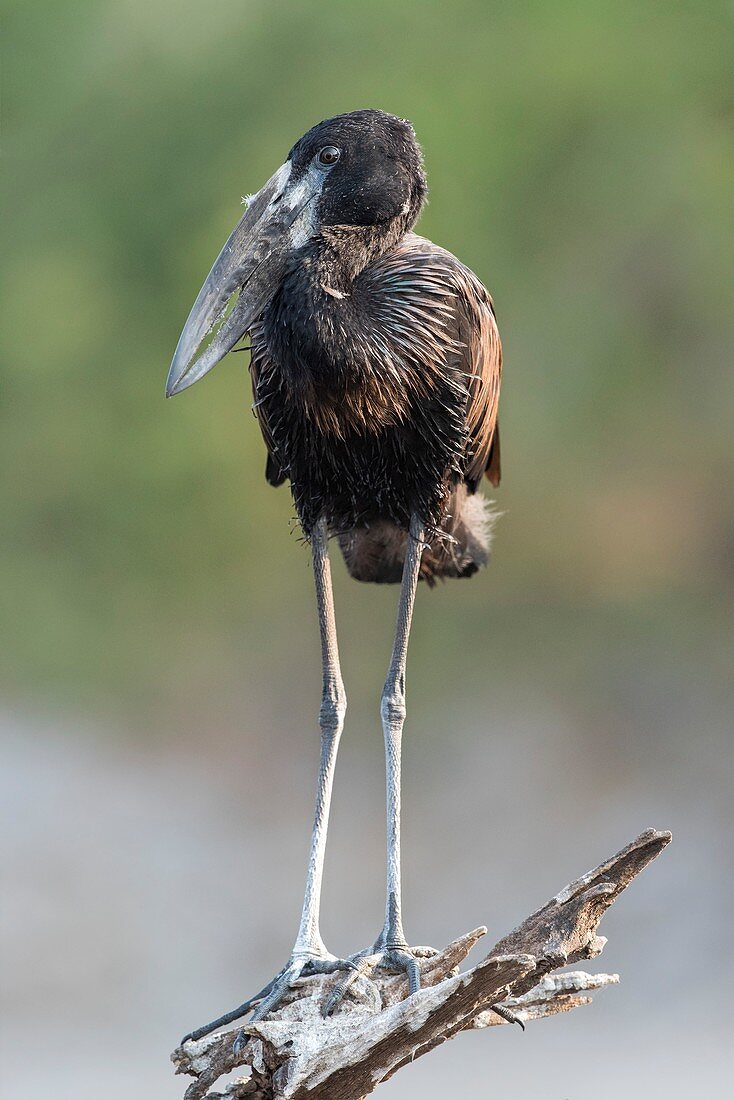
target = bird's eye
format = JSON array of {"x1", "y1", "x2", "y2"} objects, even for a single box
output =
[{"x1": 317, "y1": 146, "x2": 341, "y2": 167}]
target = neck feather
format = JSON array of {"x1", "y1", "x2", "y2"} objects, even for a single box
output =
[{"x1": 316, "y1": 219, "x2": 409, "y2": 294}]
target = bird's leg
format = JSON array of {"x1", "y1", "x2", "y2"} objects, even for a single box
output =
[
  {"x1": 377, "y1": 512, "x2": 424, "y2": 965},
  {"x1": 181, "y1": 518, "x2": 351, "y2": 1045},
  {"x1": 244, "y1": 517, "x2": 349, "y2": 1022},
  {"x1": 291, "y1": 515, "x2": 346, "y2": 960},
  {"x1": 325, "y1": 514, "x2": 428, "y2": 1016}
]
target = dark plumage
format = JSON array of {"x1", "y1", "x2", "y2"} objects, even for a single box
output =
[{"x1": 247, "y1": 111, "x2": 502, "y2": 584}]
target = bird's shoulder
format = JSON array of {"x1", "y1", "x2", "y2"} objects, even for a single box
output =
[{"x1": 373, "y1": 233, "x2": 496, "y2": 308}]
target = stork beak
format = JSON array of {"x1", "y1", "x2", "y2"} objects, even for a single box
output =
[{"x1": 166, "y1": 161, "x2": 311, "y2": 397}]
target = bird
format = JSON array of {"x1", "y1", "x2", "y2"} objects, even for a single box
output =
[{"x1": 167, "y1": 109, "x2": 502, "y2": 1040}]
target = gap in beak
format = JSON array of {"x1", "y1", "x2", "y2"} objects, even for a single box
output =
[
  {"x1": 199, "y1": 288, "x2": 238, "y2": 354},
  {"x1": 165, "y1": 292, "x2": 240, "y2": 398}
]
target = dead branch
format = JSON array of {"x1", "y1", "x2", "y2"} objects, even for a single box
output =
[{"x1": 172, "y1": 828, "x2": 670, "y2": 1100}]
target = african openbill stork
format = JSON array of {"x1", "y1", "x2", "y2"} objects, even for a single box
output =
[{"x1": 167, "y1": 110, "x2": 502, "y2": 1037}]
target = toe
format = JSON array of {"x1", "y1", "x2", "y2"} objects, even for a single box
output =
[
  {"x1": 306, "y1": 956, "x2": 348, "y2": 974},
  {"x1": 250, "y1": 959, "x2": 305, "y2": 1021},
  {"x1": 323, "y1": 953, "x2": 380, "y2": 1016},
  {"x1": 387, "y1": 949, "x2": 421, "y2": 995}
]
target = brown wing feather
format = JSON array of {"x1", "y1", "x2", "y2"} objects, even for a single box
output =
[
  {"x1": 454, "y1": 268, "x2": 502, "y2": 490},
  {"x1": 389, "y1": 234, "x2": 502, "y2": 491},
  {"x1": 485, "y1": 420, "x2": 501, "y2": 487}
]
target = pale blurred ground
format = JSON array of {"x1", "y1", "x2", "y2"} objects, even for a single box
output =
[
  {"x1": 2, "y1": 665, "x2": 732, "y2": 1097},
  {"x1": 3, "y1": 1, "x2": 734, "y2": 1096}
]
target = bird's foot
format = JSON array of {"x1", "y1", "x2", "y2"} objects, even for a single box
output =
[
  {"x1": 323, "y1": 942, "x2": 439, "y2": 1017},
  {"x1": 180, "y1": 949, "x2": 354, "y2": 1049}
]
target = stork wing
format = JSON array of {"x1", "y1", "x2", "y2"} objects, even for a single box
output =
[
  {"x1": 392, "y1": 234, "x2": 502, "y2": 490},
  {"x1": 454, "y1": 263, "x2": 502, "y2": 489}
]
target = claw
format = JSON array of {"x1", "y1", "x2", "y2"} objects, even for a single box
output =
[
  {"x1": 233, "y1": 1028, "x2": 248, "y2": 1056},
  {"x1": 491, "y1": 1003, "x2": 526, "y2": 1030}
]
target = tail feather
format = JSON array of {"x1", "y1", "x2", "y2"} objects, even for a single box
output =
[{"x1": 338, "y1": 486, "x2": 498, "y2": 586}]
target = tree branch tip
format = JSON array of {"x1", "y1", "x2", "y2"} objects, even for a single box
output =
[{"x1": 641, "y1": 827, "x2": 672, "y2": 844}]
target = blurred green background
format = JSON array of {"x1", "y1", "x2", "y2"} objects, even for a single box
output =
[{"x1": 2, "y1": 2, "x2": 733, "y2": 1097}]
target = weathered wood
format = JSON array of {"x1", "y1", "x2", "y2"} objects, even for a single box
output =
[{"x1": 172, "y1": 828, "x2": 670, "y2": 1100}]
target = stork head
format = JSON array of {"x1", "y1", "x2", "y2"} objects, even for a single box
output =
[{"x1": 166, "y1": 110, "x2": 427, "y2": 397}]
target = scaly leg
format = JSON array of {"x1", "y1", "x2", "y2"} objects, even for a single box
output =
[
  {"x1": 292, "y1": 515, "x2": 347, "y2": 958},
  {"x1": 377, "y1": 512, "x2": 424, "y2": 965},
  {"x1": 325, "y1": 513, "x2": 427, "y2": 1015},
  {"x1": 182, "y1": 518, "x2": 350, "y2": 1045}
]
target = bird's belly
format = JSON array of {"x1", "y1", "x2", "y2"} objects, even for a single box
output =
[
  {"x1": 283, "y1": 421, "x2": 457, "y2": 536},
  {"x1": 254, "y1": 341, "x2": 469, "y2": 535}
]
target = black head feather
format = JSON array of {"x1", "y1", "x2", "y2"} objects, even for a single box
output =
[{"x1": 288, "y1": 109, "x2": 427, "y2": 232}]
